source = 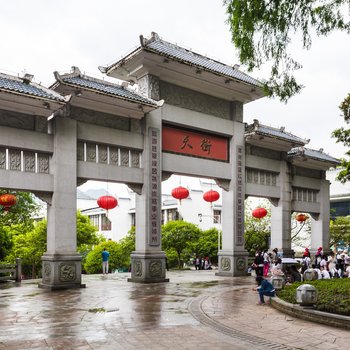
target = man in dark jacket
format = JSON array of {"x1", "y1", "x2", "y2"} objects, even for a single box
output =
[{"x1": 253, "y1": 276, "x2": 275, "y2": 305}]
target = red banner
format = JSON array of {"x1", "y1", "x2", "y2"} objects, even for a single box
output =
[{"x1": 162, "y1": 126, "x2": 229, "y2": 162}]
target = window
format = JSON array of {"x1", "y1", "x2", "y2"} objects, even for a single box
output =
[
  {"x1": 213, "y1": 210, "x2": 221, "y2": 224},
  {"x1": 101, "y1": 214, "x2": 111, "y2": 231},
  {"x1": 90, "y1": 215, "x2": 99, "y2": 229},
  {"x1": 167, "y1": 209, "x2": 179, "y2": 222},
  {"x1": 130, "y1": 213, "x2": 136, "y2": 227}
]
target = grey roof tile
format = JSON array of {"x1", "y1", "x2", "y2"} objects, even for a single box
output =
[
  {"x1": 288, "y1": 147, "x2": 340, "y2": 164},
  {"x1": 61, "y1": 75, "x2": 158, "y2": 106},
  {"x1": 245, "y1": 121, "x2": 307, "y2": 145},
  {"x1": 0, "y1": 73, "x2": 65, "y2": 102},
  {"x1": 144, "y1": 38, "x2": 261, "y2": 87}
]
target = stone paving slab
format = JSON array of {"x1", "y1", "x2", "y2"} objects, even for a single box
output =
[{"x1": 0, "y1": 271, "x2": 349, "y2": 350}]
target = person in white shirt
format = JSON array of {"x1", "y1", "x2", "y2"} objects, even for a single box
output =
[
  {"x1": 312, "y1": 264, "x2": 322, "y2": 279},
  {"x1": 344, "y1": 264, "x2": 350, "y2": 278},
  {"x1": 320, "y1": 266, "x2": 330, "y2": 279}
]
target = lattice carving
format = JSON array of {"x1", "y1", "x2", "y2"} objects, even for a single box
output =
[
  {"x1": 38, "y1": 154, "x2": 49, "y2": 173},
  {"x1": 24, "y1": 151, "x2": 35, "y2": 172},
  {"x1": 9, "y1": 150, "x2": 21, "y2": 171},
  {"x1": 120, "y1": 148, "x2": 129, "y2": 167}
]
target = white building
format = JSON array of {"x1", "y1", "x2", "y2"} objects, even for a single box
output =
[{"x1": 77, "y1": 175, "x2": 222, "y2": 241}]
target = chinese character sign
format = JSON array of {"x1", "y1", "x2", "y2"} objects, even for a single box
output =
[{"x1": 162, "y1": 126, "x2": 229, "y2": 162}]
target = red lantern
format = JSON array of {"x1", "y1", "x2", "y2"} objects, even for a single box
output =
[
  {"x1": 296, "y1": 213, "x2": 308, "y2": 222},
  {"x1": 252, "y1": 207, "x2": 267, "y2": 219},
  {"x1": 171, "y1": 186, "x2": 189, "y2": 202},
  {"x1": 0, "y1": 194, "x2": 17, "y2": 211},
  {"x1": 203, "y1": 190, "x2": 220, "y2": 203},
  {"x1": 97, "y1": 195, "x2": 118, "y2": 210}
]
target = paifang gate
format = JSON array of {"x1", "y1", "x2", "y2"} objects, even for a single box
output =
[{"x1": 0, "y1": 32, "x2": 339, "y2": 289}]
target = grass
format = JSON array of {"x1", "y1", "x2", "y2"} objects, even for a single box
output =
[{"x1": 277, "y1": 278, "x2": 350, "y2": 316}]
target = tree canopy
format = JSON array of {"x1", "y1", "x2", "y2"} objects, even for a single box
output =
[{"x1": 225, "y1": 0, "x2": 350, "y2": 102}]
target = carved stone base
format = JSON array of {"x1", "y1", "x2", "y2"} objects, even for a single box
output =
[
  {"x1": 39, "y1": 253, "x2": 85, "y2": 290},
  {"x1": 128, "y1": 251, "x2": 169, "y2": 283},
  {"x1": 216, "y1": 250, "x2": 248, "y2": 277}
]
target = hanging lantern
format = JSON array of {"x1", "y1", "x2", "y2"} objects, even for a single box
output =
[
  {"x1": 0, "y1": 193, "x2": 17, "y2": 211},
  {"x1": 171, "y1": 186, "x2": 189, "y2": 203},
  {"x1": 97, "y1": 195, "x2": 118, "y2": 210},
  {"x1": 252, "y1": 207, "x2": 267, "y2": 219},
  {"x1": 203, "y1": 190, "x2": 220, "y2": 203},
  {"x1": 296, "y1": 213, "x2": 308, "y2": 222}
]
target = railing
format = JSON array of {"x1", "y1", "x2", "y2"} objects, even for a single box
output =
[{"x1": 0, "y1": 258, "x2": 21, "y2": 282}]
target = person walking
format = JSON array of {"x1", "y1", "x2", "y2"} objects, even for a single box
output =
[{"x1": 102, "y1": 247, "x2": 110, "y2": 275}]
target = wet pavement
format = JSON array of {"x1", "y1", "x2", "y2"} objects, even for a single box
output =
[{"x1": 1, "y1": 270, "x2": 350, "y2": 350}]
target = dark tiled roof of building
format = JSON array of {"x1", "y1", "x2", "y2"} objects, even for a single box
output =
[
  {"x1": 0, "y1": 73, "x2": 65, "y2": 102},
  {"x1": 57, "y1": 72, "x2": 158, "y2": 107},
  {"x1": 245, "y1": 120, "x2": 307, "y2": 145},
  {"x1": 288, "y1": 147, "x2": 340, "y2": 165},
  {"x1": 101, "y1": 32, "x2": 261, "y2": 87}
]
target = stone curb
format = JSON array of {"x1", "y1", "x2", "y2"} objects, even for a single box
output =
[{"x1": 271, "y1": 296, "x2": 350, "y2": 330}]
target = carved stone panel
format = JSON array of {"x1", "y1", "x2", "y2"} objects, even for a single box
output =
[
  {"x1": 109, "y1": 147, "x2": 118, "y2": 165},
  {"x1": 159, "y1": 81, "x2": 230, "y2": 119},
  {"x1": 120, "y1": 148, "x2": 129, "y2": 167},
  {"x1": 221, "y1": 257, "x2": 231, "y2": 271},
  {"x1": 236, "y1": 258, "x2": 246, "y2": 272},
  {"x1": 9, "y1": 149, "x2": 21, "y2": 171},
  {"x1": 43, "y1": 262, "x2": 52, "y2": 282},
  {"x1": 149, "y1": 260, "x2": 162, "y2": 278},
  {"x1": 0, "y1": 148, "x2": 5, "y2": 169},
  {"x1": 37, "y1": 154, "x2": 49, "y2": 174},
  {"x1": 24, "y1": 151, "x2": 35, "y2": 172},
  {"x1": 86, "y1": 143, "x2": 96, "y2": 163},
  {"x1": 98, "y1": 145, "x2": 108, "y2": 164},
  {"x1": 131, "y1": 150, "x2": 140, "y2": 168},
  {"x1": 59, "y1": 263, "x2": 76, "y2": 282},
  {"x1": 133, "y1": 259, "x2": 142, "y2": 277}
]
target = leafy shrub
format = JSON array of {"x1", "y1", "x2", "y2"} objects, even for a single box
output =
[{"x1": 277, "y1": 279, "x2": 350, "y2": 316}]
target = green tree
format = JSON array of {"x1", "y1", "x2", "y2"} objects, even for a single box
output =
[
  {"x1": 332, "y1": 94, "x2": 350, "y2": 182},
  {"x1": 84, "y1": 240, "x2": 124, "y2": 274},
  {"x1": 161, "y1": 220, "x2": 201, "y2": 269},
  {"x1": 329, "y1": 216, "x2": 350, "y2": 249},
  {"x1": 225, "y1": 0, "x2": 350, "y2": 102},
  {"x1": 6, "y1": 221, "x2": 47, "y2": 278},
  {"x1": 192, "y1": 228, "x2": 220, "y2": 264},
  {"x1": 244, "y1": 201, "x2": 270, "y2": 255},
  {"x1": 119, "y1": 226, "x2": 135, "y2": 268},
  {"x1": 0, "y1": 191, "x2": 39, "y2": 261}
]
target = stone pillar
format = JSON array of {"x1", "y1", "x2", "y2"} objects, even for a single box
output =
[
  {"x1": 217, "y1": 117, "x2": 248, "y2": 276},
  {"x1": 128, "y1": 75, "x2": 168, "y2": 283},
  {"x1": 40, "y1": 117, "x2": 84, "y2": 290},
  {"x1": 270, "y1": 159, "x2": 294, "y2": 257},
  {"x1": 310, "y1": 179, "x2": 330, "y2": 254}
]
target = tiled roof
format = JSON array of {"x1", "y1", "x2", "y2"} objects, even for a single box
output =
[
  {"x1": 288, "y1": 147, "x2": 340, "y2": 164},
  {"x1": 143, "y1": 36, "x2": 261, "y2": 87},
  {"x1": 101, "y1": 32, "x2": 261, "y2": 88},
  {"x1": 0, "y1": 73, "x2": 65, "y2": 102},
  {"x1": 59, "y1": 74, "x2": 158, "y2": 107},
  {"x1": 245, "y1": 120, "x2": 307, "y2": 145}
]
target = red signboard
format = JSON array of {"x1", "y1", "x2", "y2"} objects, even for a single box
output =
[{"x1": 162, "y1": 125, "x2": 229, "y2": 162}]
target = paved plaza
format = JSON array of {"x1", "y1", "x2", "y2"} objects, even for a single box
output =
[{"x1": 1, "y1": 270, "x2": 350, "y2": 350}]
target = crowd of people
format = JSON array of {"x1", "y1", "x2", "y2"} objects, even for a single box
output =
[
  {"x1": 193, "y1": 256, "x2": 212, "y2": 270},
  {"x1": 251, "y1": 247, "x2": 350, "y2": 282}
]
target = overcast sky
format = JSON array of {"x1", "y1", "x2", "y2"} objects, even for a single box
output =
[{"x1": 2, "y1": 0, "x2": 349, "y2": 159}]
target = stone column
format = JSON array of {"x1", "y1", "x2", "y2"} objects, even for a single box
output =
[
  {"x1": 270, "y1": 159, "x2": 294, "y2": 257},
  {"x1": 217, "y1": 116, "x2": 248, "y2": 276},
  {"x1": 128, "y1": 75, "x2": 168, "y2": 283},
  {"x1": 40, "y1": 117, "x2": 84, "y2": 290},
  {"x1": 310, "y1": 179, "x2": 330, "y2": 254}
]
